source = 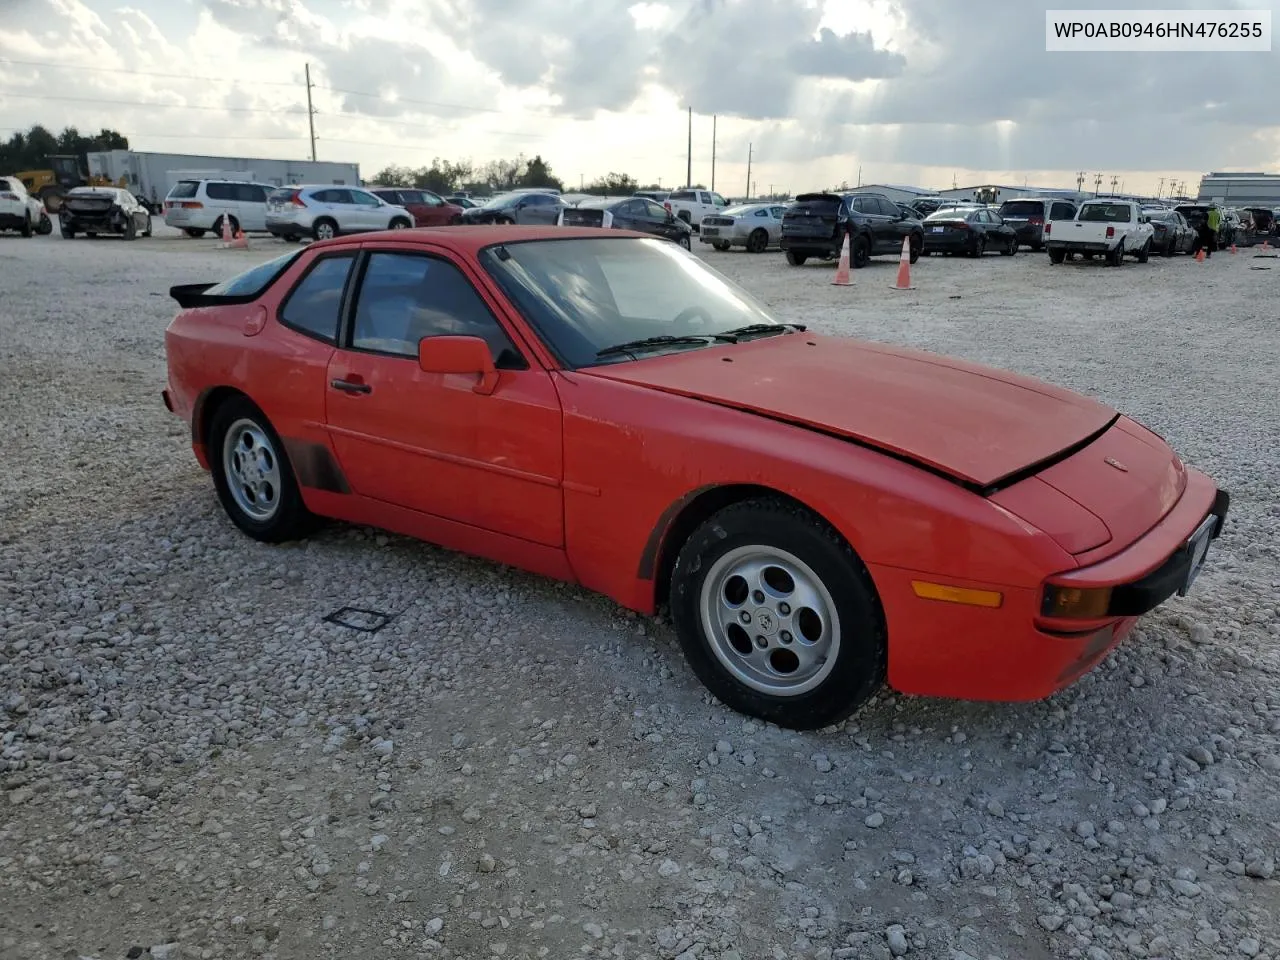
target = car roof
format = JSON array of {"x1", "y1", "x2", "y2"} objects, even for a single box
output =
[{"x1": 303, "y1": 224, "x2": 659, "y2": 254}]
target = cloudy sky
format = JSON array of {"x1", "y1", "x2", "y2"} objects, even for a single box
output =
[{"x1": 1, "y1": 0, "x2": 1277, "y2": 195}]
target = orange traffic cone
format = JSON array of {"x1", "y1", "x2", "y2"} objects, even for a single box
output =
[
  {"x1": 1195, "y1": 247, "x2": 1206, "y2": 262},
  {"x1": 1230, "y1": 242, "x2": 1237, "y2": 254},
  {"x1": 1263, "y1": 239, "x2": 1272, "y2": 251},
  {"x1": 890, "y1": 235, "x2": 915, "y2": 290},
  {"x1": 220, "y1": 215, "x2": 233, "y2": 245},
  {"x1": 832, "y1": 233, "x2": 852, "y2": 285}
]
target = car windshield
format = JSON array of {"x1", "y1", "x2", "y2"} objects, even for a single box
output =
[
  {"x1": 203, "y1": 251, "x2": 302, "y2": 297},
  {"x1": 479, "y1": 236, "x2": 786, "y2": 367},
  {"x1": 1000, "y1": 201, "x2": 1044, "y2": 216},
  {"x1": 721, "y1": 205, "x2": 760, "y2": 216},
  {"x1": 1078, "y1": 204, "x2": 1132, "y2": 222}
]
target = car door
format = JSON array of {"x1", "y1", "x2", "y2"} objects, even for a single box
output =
[
  {"x1": 877, "y1": 196, "x2": 912, "y2": 248},
  {"x1": 349, "y1": 188, "x2": 388, "y2": 229},
  {"x1": 851, "y1": 196, "x2": 887, "y2": 250},
  {"x1": 323, "y1": 246, "x2": 564, "y2": 546},
  {"x1": 633, "y1": 198, "x2": 679, "y2": 239},
  {"x1": 236, "y1": 183, "x2": 269, "y2": 230},
  {"x1": 311, "y1": 189, "x2": 349, "y2": 231},
  {"x1": 612, "y1": 199, "x2": 646, "y2": 232}
]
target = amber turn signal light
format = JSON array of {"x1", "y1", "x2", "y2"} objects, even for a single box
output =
[
  {"x1": 1041, "y1": 585, "x2": 1113, "y2": 619},
  {"x1": 911, "y1": 581, "x2": 1003, "y2": 608}
]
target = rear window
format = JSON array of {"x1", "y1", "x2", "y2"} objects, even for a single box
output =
[
  {"x1": 669, "y1": 190, "x2": 695, "y2": 201},
  {"x1": 168, "y1": 181, "x2": 200, "y2": 200},
  {"x1": 204, "y1": 251, "x2": 302, "y2": 298},
  {"x1": 1078, "y1": 204, "x2": 1133, "y2": 223},
  {"x1": 787, "y1": 196, "x2": 841, "y2": 215},
  {"x1": 999, "y1": 201, "x2": 1045, "y2": 216},
  {"x1": 924, "y1": 209, "x2": 968, "y2": 221},
  {"x1": 268, "y1": 188, "x2": 298, "y2": 203}
]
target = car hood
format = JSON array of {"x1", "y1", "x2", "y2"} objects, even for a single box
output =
[{"x1": 582, "y1": 334, "x2": 1117, "y2": 489}]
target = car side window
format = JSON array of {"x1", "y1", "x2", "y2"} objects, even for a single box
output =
[
  {"x1": 351, "y1": 191, "x2": 381, "y2": 207},
  {"x1": 350, "y1": 252, "x2": 525, "y2": 368},
  {"x1": 237, "y1": 184, "x2": 267, "y2": 203},
  {"x1": 644, "y1": 200, "x2": 667, "y2": 218},
  {"x1": 279, "y1": 254, "x2": 355, "y2": 344}
]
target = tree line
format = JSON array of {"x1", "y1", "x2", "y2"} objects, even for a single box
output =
[
  {"x1": 370, "y1": 154, "x2": 673, "y2": 197},
  {"x1": 0, "y1": 124, "x2": 129, "y2": 174}
]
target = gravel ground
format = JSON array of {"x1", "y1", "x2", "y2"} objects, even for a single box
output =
[{"x1": 1, "y1": 225, "x2": 1278, "y2": 960}]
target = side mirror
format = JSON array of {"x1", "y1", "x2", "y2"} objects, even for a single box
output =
[{"x1": 417, "y1": 335, "x2": 499, "y2": 395}]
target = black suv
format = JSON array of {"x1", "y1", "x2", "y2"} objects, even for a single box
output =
[{"x1": 780, "y1": 191, "x2": 923, "y2": 267}]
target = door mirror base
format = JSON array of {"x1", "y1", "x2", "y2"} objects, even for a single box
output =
[{"x1": 417, "y1": 335, "x2": 499, "y2": 395}]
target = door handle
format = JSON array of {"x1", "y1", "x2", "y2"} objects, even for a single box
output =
[{"x1": 330, "y1": 378, "x2": 371, "y2": 394}]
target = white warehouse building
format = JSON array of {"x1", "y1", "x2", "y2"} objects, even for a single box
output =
[
  {"x1": 1196, "y1": 172, "x2": 1280, "y2": 206},
  {"x1": 86, "y1": 150, "x2": 362, "y2": 207}
]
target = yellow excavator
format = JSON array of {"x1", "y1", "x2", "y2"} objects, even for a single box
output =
[{"x1": 11, "y1": 155, "x2": 124, "y2": 214}]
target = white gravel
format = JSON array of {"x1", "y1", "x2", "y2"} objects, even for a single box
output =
[{"x1": 1, "y1": 225, "x2": 1278, "y2": 960}]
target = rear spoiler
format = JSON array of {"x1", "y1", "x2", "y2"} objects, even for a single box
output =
[{"x1": 169, "y1": 282, "x2": 262, "y2": 309}]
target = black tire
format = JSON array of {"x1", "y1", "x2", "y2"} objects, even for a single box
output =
[
  {"x1": 850, "y1": 233, "x2": 871, "y2": 268},
  {"x1": 970, "y1": 235, "x2": 986, "y2": 258},
  {"x1": 1163, "y1": 236, "x2": 1176, "y2": 256},
  {"x1": 60, "y1": 224, "x2": 75, "y2": 240},
  {"x1": 37, "y1": 213, "x2": 52, "y2": 235},
  {"x1": 677, "y1": 233, "x2": 691, "y2": 250},
  {"x1": 1048, "y1": 249, "x2": 1065, "y2": 264},
  {"x1": 312, "y1": 217, "x2": 338, "y2": 241},
  {"x1": 215, "y1": 215, "x2": 240, "y2": 237},
  {"x1": 1136, "y1": 239, "x2": 1150, "y2": 263},
  {"x1": 123, "y1": 217, "x2": 137, "y2": 241},
  {"x1": 785, "y1": 250, "x2": 807, "y2": 266},
  {"x1": 20, "y1": 214, "x2": 32, "y2": 238},
  {"x1": 668, "y1": 497, "x2": 887, "y2": 731},
  {"x1": 1000, "y1": 235, "x2": 1017, "y2": 255},
  {"x1": 389, "y1": 217, "x2": 411, "y2": 230},
  {"x1": 713, "y1": 241, "x2": 731, "y2": 252},
  {"x1": 908, "y1": 234, "x2": 922, "y2": 263},
  {"x1": 142, "y1": 215, "x2": 152, "y2": 238},
  {"x1": 1106, "y1": 240, "x2": 1124, "y2": 266},
  {"x1": 1030, "y1": 240, "x2": 1043, "y2": 252},
  {"x1": 208, "y1": 396, "x2": 316, "y2": 543},
  {"x1": 184, "y1": 228, "x2": 207, "y2": 238},
  {"x1": 746, "y1": 228, "x2": 768, "y2": 253}
]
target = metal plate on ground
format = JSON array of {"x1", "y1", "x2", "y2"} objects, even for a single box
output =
[{"x1": 323, "y1": 606, "x2": 394, "y2": 632}]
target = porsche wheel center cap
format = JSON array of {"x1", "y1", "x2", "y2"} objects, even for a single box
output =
[{"x1": 754, "y1": 610, "x2": 777, "y2": 636}]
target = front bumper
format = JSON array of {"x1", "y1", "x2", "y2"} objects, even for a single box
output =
[{"x1": 877, "y1": 467, "x2": 1228, "y2": 702}]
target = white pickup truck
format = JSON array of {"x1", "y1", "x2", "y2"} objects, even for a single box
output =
[
  {"x1": 1044, "y1": 199, "x2": 1155, "y2": 265},
  {"x1": 663, "y1": 187, "x2": 730, "y2": 232}
]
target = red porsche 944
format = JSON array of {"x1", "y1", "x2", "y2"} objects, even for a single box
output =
[{"x1": 163, "y1": 226, "x2": 1228, "y2": 730}]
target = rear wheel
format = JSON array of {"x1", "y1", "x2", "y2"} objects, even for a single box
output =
[
  {"x1": 1136, "y1": 239, "x2": 1151, "y2": 263},
  {"x1": 1106, "y1": 240, "x2": 1125, "y2": 266},
  {"x1": 142, "y1": 215, "x2": 152, "y2": 238},
  {"x1": 712, "y1": 241, "x2": 731, "y2": 251},
  {"x1": 677, "y1": 233, "x2": 691, "y2": 250},
  {"x1": 123, "y1": 217, "x2": 137, "y2": 241},
  {"x1": 747, "y1": 228, "x2": 768, "y2": 253},
  {"x1": 908, "y1": 233, "x2": 922, "y2": 263},
  {"x1": 669, "y1": 498, "x2": 887, "y2": 731},
  {"x1": 1001, "y1": 234, "x2": 1017, "y2": 255},
  {"x1": 850, "y1": 233, "x2": 871, "y2": 268},
  {"x1": 208, "y1": 397, "x2": 316, "y2": 543},
  {"x1": 214, "y1": 214, "x2": 240, "y2": 237},
  {"x1": 970, "y1": 235, "x2": 986, "y2": 257},
  {"x1": 184, "y1": 228, "x2": 207, "y2": 238},
  {"x1": 20, "y1": 214, "x2": 32, "y2": 238},
  {"x1": 785, "y1": 250, "x2": 808, "y2": 266},
  {"x1": 1048, "y1": 248, "x2": 1065, "y2": 264},
  {"x1": 389, "y1": 217, "x2": 411, "y2": 230}
]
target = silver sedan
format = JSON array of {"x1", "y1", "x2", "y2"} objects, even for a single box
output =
[{"x1": 698, "y1": 202, "x2": 789, "y2": 253}]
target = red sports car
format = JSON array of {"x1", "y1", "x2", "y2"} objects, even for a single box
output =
[{"x1": 163, "y1": 227, "x2": 1229, "y2": 730}]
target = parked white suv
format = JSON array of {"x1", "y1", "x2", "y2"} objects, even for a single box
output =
[
  {"x1": 0, "y1": 176, "x2": 44, "y2": 237},
  {"x1": 265, "y1": 185, "x2": 414, "y2": 241},
  {"x1": 163, "y1": 179, "x2": 278, "y2": 238},
  {"x1": 664, "y1": 188, "x2": 729, "y2": 231}
]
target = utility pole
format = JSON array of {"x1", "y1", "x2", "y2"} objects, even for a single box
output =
[
  {"x1": 745, "y1": 143, "x2": 752, "y2": 200},
  {"x1": 686, "y1": 107, "x2": 692, "y2": 188},
  {"x1": 1076, "y1": 171, "x2": 1086, "y2": 192},
  {"x1": 711, "y1": 115, "x2": 717, "y2": 192},
  {"x1": 1157, "y1": 177, "x2": 1165, "y2": 197},
  {"x1": 1110, "y1": 175, "x2": 1119, "y2": 193},
  {"x1": 305, "y1": 63, "x2": 317, "y2": 162},
  {"x1": 1094, "y1": 174, "x2": 1102, "y2": 196}
]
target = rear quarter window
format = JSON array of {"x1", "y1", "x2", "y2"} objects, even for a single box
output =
[
  {"x1": 279, "y1": 254, "x2": 356, "y2": 344},
  {"x1": 203, "y1": 250, "x2": 303, "y2": 298},
  {"x1": 168, "y1": 181, "x2": 200, "y2": 200}
]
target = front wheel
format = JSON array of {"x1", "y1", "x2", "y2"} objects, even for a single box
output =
[
  {"x1": 208, "y1": 397, "x2": 316, "y2": 543},
  {"x1": 184, "y1": 228, "x2": 207, "y2": 238},
  {"x1": 669, "y1": 498, "x2": 887, "y2": 731},
  {"x1": 389, "y1": 217, "x2": 411, "y2": 230},
  {"x1": 712, "y1": 241, "x2": 731, "y2": 251},
  {"x1": 1001, "y1": 235, "x2": 1017, "y2": 256},
  {"x1": 785, "y1": 250, "x2": 807, "y2": 266},
  {"x1": 677, "y1": 233, "x2": 691, "y2": 250}
]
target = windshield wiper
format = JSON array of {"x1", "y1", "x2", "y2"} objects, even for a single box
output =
[
  {"x1": 595, "y1": 334, "x2": 733, "y2": 359},
  {"x1": 717, "y1": 322, "x2": 807, "y2": 340}
]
